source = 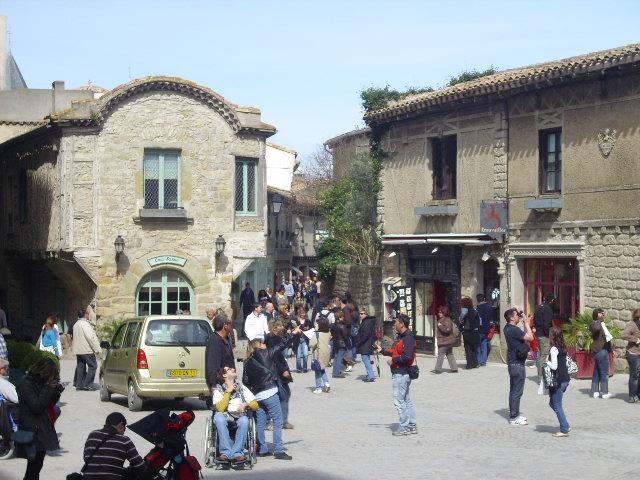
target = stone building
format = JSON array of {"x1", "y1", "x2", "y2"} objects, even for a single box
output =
[
  {"x1": 348, "y1": 43, "x2": 640, "y2": 358},
  {"x1": 0, "y1": 76, "x2": 276, "y2": 336}
]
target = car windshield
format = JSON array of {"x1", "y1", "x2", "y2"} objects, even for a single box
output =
[{"x1": 145, "y1": 319, "x2": 211, "y2": 346}]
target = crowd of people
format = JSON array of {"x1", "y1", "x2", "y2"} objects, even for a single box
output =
[{"x1": 1, "y1": 283, "x2": 640, "y2": 476}]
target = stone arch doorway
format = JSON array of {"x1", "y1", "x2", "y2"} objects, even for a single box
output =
[{"x1": 135, "y1": 269, "x2": 194, "y2": 316}]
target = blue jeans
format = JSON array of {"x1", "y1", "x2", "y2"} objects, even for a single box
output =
[
  {"x1": 350, "y1": 335, "x2": 358, "y2": 362},
  {"x1": 477, "y1": 335, "x2": 490, "y2": 365},
  {"x1": 392, "y1": 373, "x2": 417, "y2": 429},
  {"x1": 361, "y1": 354, "x2": 376, "y2": 380},
  {"x1": 549, "y1": 381, "x2": 570, "y2": 433},
  {"x1": 508, "y1": 363, "x2": 526, "y2": 419},
  {"x1": 315, "y1": 369, "x2": 329, "y2": 387},
  {"x1": 296, "y1": 341, "x2": 309, "y2": 372},
  {"x1": 333, "y1": 348, "x2": 346, "y2": 376},
  {"x1": 591, "y1": 349, "x2": 609, "y2": 395},
  {"x1": 214, "y1": 412, "x2": 249, "y2": 458},
  {"x1": 256, "y1": 393, "x2": 285, "y2": 454}
]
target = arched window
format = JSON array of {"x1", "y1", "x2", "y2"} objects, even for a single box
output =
[{"x1": 136, "y1": 269, "x2": 194, "y2": 316}]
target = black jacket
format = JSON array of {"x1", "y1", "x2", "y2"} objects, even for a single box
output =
[
  {"x1": 243, "y1": 333, "x2": 295, "y2": 394},
  {"x1": 16, "y1": 377, "x2": 60, "y2": 453},
  {"x1": 264, "y1": 333, "x2": 292, "y2": 383},
  {"x1": 534, "y1": 303, "x2": 554, "y2": 337},
  {"x1": 205, "y1": 332, "x2": 235, "y2": 389},
  {"x1": 461, "y1": 309, "x2": 480, "y2": 345},
  {"x1": 331, "y1": 320, "x2": 351, "y2": 349},
  {"x1": 356, "y1": 316, "x2": 376, "y2": 355}
]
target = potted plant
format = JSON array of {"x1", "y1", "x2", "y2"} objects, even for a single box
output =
[{"x1": 563, "y1": 310, "x2": 619, "y2": 379}]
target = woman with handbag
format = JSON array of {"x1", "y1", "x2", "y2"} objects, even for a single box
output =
[
  {"x1": 433, "y1": 306, "x2": 459, "y2": 374},
  {"x1": 460, "y1": 297, "x2": 480, "y2": 369},
  {"x1": 310, "y1": 314, "x2": 331, "y2": 394},
  {"x1": 546, "y1": 327, "x2": 571, "y2": 437},
  {"x1": 16, "y1": 358, "x2": 63, "y2": 480},
  {"x1": 242, "y1": 327, "x2": 302, "y2": 460}
]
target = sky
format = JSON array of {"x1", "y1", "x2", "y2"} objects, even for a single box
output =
[{"x1": 2, "y1": 0, "x2": 640, "y2": 165}]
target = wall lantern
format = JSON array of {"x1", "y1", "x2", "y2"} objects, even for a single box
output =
[
  {"x1": 271, "y1": 193, "x2": 283, "y2": 215},
  {"x1": 215, "y1": 234, "x2": 226, "y2": 256},
  {"x1": 114, "y1": 235, "x2": 125, "y2": 257},
  {"x1": 294, "y1": 225, "x2": 301, "y2": 236}
]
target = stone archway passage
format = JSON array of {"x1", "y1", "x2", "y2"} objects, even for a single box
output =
[{"x1": 136, "y1": 269, "x2": 194, "y2": 315}]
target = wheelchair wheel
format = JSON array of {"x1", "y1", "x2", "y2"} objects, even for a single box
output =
[
  {"x1": 247, "y1": 416, "x2": 257, "y2": 467},
  {"x1": 203, "y1": 413, "x2": 215, "y2": 468},
  {"x1": 0, "y1": 437, "x2": 14, "y2": 460}
]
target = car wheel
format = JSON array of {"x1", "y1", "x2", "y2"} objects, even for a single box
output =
[
  {"x1": 127, "y1": 381, "x2": 143, "y2": 412},
  {"x1": 99, "y1": 377, "x2": 111, "y2": 402}
]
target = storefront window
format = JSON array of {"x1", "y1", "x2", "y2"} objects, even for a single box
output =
[
  {"x1": 524, "y1": 258, "x2": 578, "y2": 321},
  {"x1": 136, "y1": 269, "x2": 193, "y2": 316}
]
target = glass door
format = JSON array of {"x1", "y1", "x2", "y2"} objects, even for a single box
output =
[{"x1": 414, "y1": 281, "x2": 436, "y2": 353}]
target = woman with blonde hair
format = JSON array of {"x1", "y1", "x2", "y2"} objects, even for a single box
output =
[
  {"x1": 39, "y1": 314, "x2": 61, "y2": 357},
  {"x1": 620, "y1": 308, "x2": 640, "y2": 402},
  {"x1": 242, "y1": 326, "x2": 302, "y2": 460}
]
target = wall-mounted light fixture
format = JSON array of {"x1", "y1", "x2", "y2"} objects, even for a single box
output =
[
  {"x1": 271, "y1": 193, "x2": 283, "y2": 215},
  {"x1": 294, "y1": 225, "x2": 301, "y2": 236},
  {"x1": 388, "y1": 251, "x2": 397, "y2": 258},
  {"x1": 114, "y1": 235, "x2": 125, "y2": 258},
  {"x1": 431, "y1": 246, "x2": 439, "y2": 254},
  {"x1": 482, "y1": 252, "x2": 491, "y2": 262},
  {"x1": 215, "y1": 235, "x2": 226, "y2": 256}
]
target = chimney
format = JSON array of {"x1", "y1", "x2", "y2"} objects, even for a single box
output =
[
  {"x1": 52, "y1": 80, "x2": 66, "y2": 113},
  {"x1": 0, "y1": 16, "x2": 8, "y2": 90}
]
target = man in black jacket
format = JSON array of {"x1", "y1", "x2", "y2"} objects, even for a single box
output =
[
  {"x1": 205, "y1": 314, "x2": 235, "y2": 391},
  {"x1": 534, "y1": 293, "x2": 555, "y2": 381},
  {"x1": 356, "y1": 307, "x2": 377, "y2": 382},
  {"x1": 264, "y1": 320, "x2": 294, "y2": 429}
]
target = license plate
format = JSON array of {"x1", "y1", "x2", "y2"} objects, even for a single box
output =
[{"x1": 166, "y1": 369, "x2": 197, "y2": 377}]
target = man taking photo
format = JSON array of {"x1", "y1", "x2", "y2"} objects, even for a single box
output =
[
  {"x1": 504, "y1": 308, "x2": 534, "y2": 426},
  {"x1": 375, "y1": 314, "x2": 417, "y2": 436}
]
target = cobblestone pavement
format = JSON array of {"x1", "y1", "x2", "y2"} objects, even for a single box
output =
[{"x1": 3, "y1": 356, "x2": 639, "y2": 480}]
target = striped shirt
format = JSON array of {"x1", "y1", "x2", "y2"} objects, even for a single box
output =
[{"x1": 83, "y1": 428, "x2": 144, "y2": 480}]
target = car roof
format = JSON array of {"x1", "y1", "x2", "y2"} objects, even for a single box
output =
[{"x1": 123, "y1": 315, "x2": 210, "y2": 323}]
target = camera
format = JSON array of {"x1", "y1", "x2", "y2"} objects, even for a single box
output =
[{"x1": 517, "y1": 311, "x2": 524, "y2": 318}]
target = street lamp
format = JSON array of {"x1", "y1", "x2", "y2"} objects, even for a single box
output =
[
  {"x1": 215, "y1": 235, "x2": 226, "y2": 256},
  {"x1": 114, "y1": 235, "x2": 125, "y2": 258},
  {"x1": 271, "y1": 194, "x2": 283, "y2": 215}
]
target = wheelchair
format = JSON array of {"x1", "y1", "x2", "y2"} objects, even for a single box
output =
[
  {"x1": 204, "y1": 410, "x2": 257, "y2": 469},
  {"x1": 0, "y1": 395, "x2": 17, "y2": 460}
]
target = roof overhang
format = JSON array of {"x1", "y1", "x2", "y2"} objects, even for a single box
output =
[{"x1": 381, "y1": 233, "x2": 497, "y2": 246}]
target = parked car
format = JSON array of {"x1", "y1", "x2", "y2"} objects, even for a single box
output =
[{"x1": 99, "y1": 316, "x2": 213, "y2": 411}]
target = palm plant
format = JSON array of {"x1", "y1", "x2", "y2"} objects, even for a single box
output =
[{"x1": 563, "y1": 310, "x2": 620, "y2": 351}]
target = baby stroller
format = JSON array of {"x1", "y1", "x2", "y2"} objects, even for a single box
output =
[
  {"x1": 128, "y1": 408, "x2": 202, "y2": 480},
  {"x1": 0, "y1": 394, "x2": 17, "y2": 460}
]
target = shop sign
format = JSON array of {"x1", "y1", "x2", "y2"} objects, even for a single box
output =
[
  {"x1": 148, "y1": 255, "x2": 187, "y2": 267},
  {"x1": 480, "y1": 201, "x2": 508, "y2": 239}
]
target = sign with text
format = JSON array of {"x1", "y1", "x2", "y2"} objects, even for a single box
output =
[
  {"x1": 148, "y1": 255, "x2": 187, "y2": 267},
  {"x1": 480, "y1": 201, "x2": 508, "y2": 239}
]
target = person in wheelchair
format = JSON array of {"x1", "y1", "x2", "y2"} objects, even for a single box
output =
[
  {"x1": 212, "y1": 366, "x2": 259, "y2": 463},
  {"x1": 0, "y1": 359, "x2": 18, "y2": 419}
]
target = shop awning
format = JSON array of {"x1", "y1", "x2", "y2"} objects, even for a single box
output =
[
  {"x1": 382, "y1": 233, "x2": 497, "y2": 246},
  {"x1": 291, "y1": 266, "x2": 303, "y2": 276},
  {"x1": 309, "y1": 267, "x2": 318, "y2": 274},
  {"x1": 381, "y1": 276, "x2": 402, "y2": 286}
]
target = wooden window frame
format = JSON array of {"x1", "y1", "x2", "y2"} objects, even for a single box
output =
[
  {"x1": 431, "y1": 136, "x2": 457, "y2": 200},
  {"x1": 539, "y1": 129, "x2": 562, "y2": 194}
]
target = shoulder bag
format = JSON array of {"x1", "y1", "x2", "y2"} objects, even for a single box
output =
[
  {"x1": 407, "y1": 354, "x2": 419, "y2": 380},
  {"x1": 66, "y1": 432, "x2": 115, "y2": 480},
  {"x1": 12, "y1": 429, "x2": 36, "y2": 460}
]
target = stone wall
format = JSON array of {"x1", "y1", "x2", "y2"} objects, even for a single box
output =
[{"x1": 333, "y1": 264, "x2": 382, "y2": 321}]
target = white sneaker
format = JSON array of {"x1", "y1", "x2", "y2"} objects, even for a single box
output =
[
  {"x1": 593, "y1": 392, "x2": 600, "y2": 398},
  {"x1": 601, "y1": 393, "x2": 612, "y2": 399},
  {"x1": 518, "y1": 415, "x2": 527, "y2": 422},
  {"x1": 509, "y1": 416, "x2": 528, "y2": 426},
  {"x1": 313, "y1": 388, "x2": 323, "y2": 394},
  {"x1": 345, "y1": 365, "x2": 353, "y2": 372}
]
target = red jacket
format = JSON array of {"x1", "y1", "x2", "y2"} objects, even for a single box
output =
[{"x1": 381, "y1": 329, "x2": 416, "y2": 375}]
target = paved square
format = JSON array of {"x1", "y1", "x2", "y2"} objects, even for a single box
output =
[{"x1": 3, "y1": 356, "x2": 638, "y2": 479}]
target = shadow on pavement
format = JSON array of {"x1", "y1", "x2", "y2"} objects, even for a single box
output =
[
  {"x1": 534, "y1": 425, "x2": 557, "y2": 434},
  {"x1": 202, "y1": 467, "x2": 349, "y2": 479},
  {"x1": 493, "y1": 408, "x2": 510, "y2": 420},
  {"x1": 108, "y1": 396, "x2": 209, "y2": 411}
]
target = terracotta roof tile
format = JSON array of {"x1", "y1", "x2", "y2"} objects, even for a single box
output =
[{"x1": 366, "y1": 43, "x2": 640, "y2": 122}]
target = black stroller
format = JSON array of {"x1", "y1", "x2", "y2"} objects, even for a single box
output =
[{"x1": 128, "y1": 408, "x2": 202, "y2": 480}]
